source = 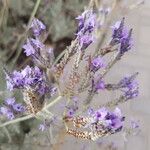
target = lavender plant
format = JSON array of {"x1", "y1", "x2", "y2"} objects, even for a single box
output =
[{"x1": 0, "y1": 0, "x2": 141, "y2": 146}]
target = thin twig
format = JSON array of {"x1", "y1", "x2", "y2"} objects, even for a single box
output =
[
  {"x1": 0, "y1": 95, "x2": 62, "y2": 128},
  {"x1": 44, "y1": 95, "x2": 62, "y2": 110},
  {"x1": 0, "y1": 114, "x2": 34, "y2": 128}
]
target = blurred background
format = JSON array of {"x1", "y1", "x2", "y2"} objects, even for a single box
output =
[{"x1": 0, "y1": 0, "x2": 150, "y2": 149}]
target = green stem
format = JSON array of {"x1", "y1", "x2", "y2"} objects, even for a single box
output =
[
  {"x1": 0, "y1": 114, "x2": 34, "y2": 128},
  {"x1": 0, "y1": 95, "x2": 62, "y2": 128},
  {"x1": 53, "y1": 50, "x2": 67, "y2": 66},
  {"x1": 44, "y1": 95, "x2": 62, "y2": 110}
]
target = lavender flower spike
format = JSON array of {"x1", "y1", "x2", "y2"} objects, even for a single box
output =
[
  {"x1": 91, "y1": 56, "x2": 105, "y2": 72},
  {"x1": 23, "y1": 38, "x2": 44, "y2": 57},
  {"x1": 119, "y1": 29, "x2": 133, "y2": 56},
  {"x1": 76, "y1": 10, "x2": 97, "y2": 48},
  {"x1": 23, "y1": 38, "x2": 36, "y2": 56},
  {"x1": 30, "y1": 18, "x2": 46, "y2": 37},
  {"x1": 0, "y1": 107, "x2": 15, "y2": 120},
  {"x1": 110, "y1": 18, "x2": 127, "y2": 45},
  {"x1": 5, "y1": 98, "x2": 16, "y2": 106}
]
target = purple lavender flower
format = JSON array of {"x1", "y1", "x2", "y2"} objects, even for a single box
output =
[
  {"x1": 110, "y1": 18, "x2": 133, "y2": 56},
  {"x1": 5, "y1": 71, "x2": 23, "y2": 90},
  {"x1": 119, "y1": 29, "x2": 133, "y2": 56},
  {"x1": 5, "y1": 98, "x2": 16, "y2": 106},
  {"x1": 79, "y1": 34, "x2": 94, "y2": 47},
  {"x1": 5, "y1": 66, "x2": 46, "y2": 93},
  {"x1": 95, "y1": 80, "x2": 105, "y2": 90},
  {"x1": 76, "y1": 13, "x2": 85, "y2": 32},
  {"x1": 30, "y1": 18, "x2": 46, "y2": 37},
  {"x1": 5, "y1": 71, "x2": 24, "y2": 91},
  {"x1": 6, "y1": 111, "x2": 15, "y2": 120},
  {"x1": 124, "y1": 88, "x2": 139, "y2": 99},
  {"x1": 30, "y1": 38, "x2": 44, "y2": 49},
  {"x1": 118, "y1": 73, "x2": 139, "y2": 99},
  {"x1": 12, "y1": 71, "x2": 24, "y2": 87},
  {"x1": 76, "y1": 10, "x2": 97, "y2": 48},
  {"x1": 92, "y1": 79, "x2": 105, "y2": 92},
  {"x1": 107, "y1": 107, "x2": 124, "y2": 130},
  {"x1": 23, "y1": 38, "x2": 36, "y2": 56},
  {"x1": 91, "y1": 56, "x2": 105, "y2": 72},
  {"x1": 93, "y1": 107, "x2": 108, "y2": 121},
  {"x1": 76, "y1": 10, "x2": 96, "y2": 33},
  {"x1": 0, "y1": 107, "x2": 15, "y2": 120},
  {"x1": 23, "y1": 38, "x2": 44, "y2": 57},
  {"x1": 89, "y1": 107, "x2": 124, "y2": 132},
  {"x1": 1, "y1": 97, "x2": 25, "y2": 120},
  {"x1": 110, "y1": 18, "x2": 128, "y2": 45},
  {"x1": 13, "y1": 103, "x2": 25, "y2": 112},
  {"x1": 118, "y1": 73, "x2": 138, "y2": 89},
  {"x1": 0, "y1": 107, "x2": 8, "y2": 115}
]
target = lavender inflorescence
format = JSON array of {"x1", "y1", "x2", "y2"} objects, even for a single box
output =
[
  {"x1": 0, "y1": 3, "x2": 140, "y2": 143},
  {"x1": 0, "y1": 98, "x2": 25, "y2": 120}
]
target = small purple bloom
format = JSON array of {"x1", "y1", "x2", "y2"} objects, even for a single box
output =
[
  {"x1": 6, "y1": 111, "x2": 15, "y2": 120},
  {"x1": 0, "y1": 107, "x2": 8, "y2": 115},
  {"x1": 13, "y1": 103, "x2": 25, "y2": 112},
  {"x1": 5, "y1": 66, "x2": 49, "y2": 96},
  {"x1": 79, "y1": 34, "x2": 94, "y2": 47},
  {"x1": 95, "y1": 107, "x2": 108, "y2": 121},
  {"x1": 110, "y1": 18, "x2": 128, "y2": 45},
  {"x1": 88, "y1": 107, "x2": 124, "y2": 132},
  {"x1": 95, "y1": 80, "x2": 105, "y2": 90},
  {"x1": 76, "y1": 10, "x2": 96, "y2": 33},
  {"x1": 21, "y1": 65, "x2": 32, "y2": 78},
  {"x1": 23, "y1": 38, "x2": 44, "y2": 57},
  {"x1": 23, "y1": 38, "x2": 36, "y2": 56},
  {"x1": 30, "y1": 18, "x2": 46, "y2": 37},
  {"x1": 76, "y1": 10, "x2": 97, "y2": 48},
  {"x1": 119, "y1": 29, "x2": 133, "y2": 56},
  {"x1": 0, "y1": 107, "x2": 15, "y2": 120},
  {"x1": 91, "y1": 56, "x2": 105, "y2": 72},
  {"x1": 12, "y1": 71, "x2": 24, "y2": 87},
  {"x1": 117, "y1": 73, "x2": 139, "y2": 100},
  {"x1": 124, "y1": 88, "x2": 139, "y2": 99},
  {"x1": 34, "y1": 66, "x2": 42, "y2": 77},
  {"x1": 5, "y1": 98, "x2": 16, "y2": 106},
  {"x1": 76, "y1": 14, "x2": 84, "y2": 32},
  {"x1": 30, "y1": 38, "x2": 44, "y2": 49}
]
